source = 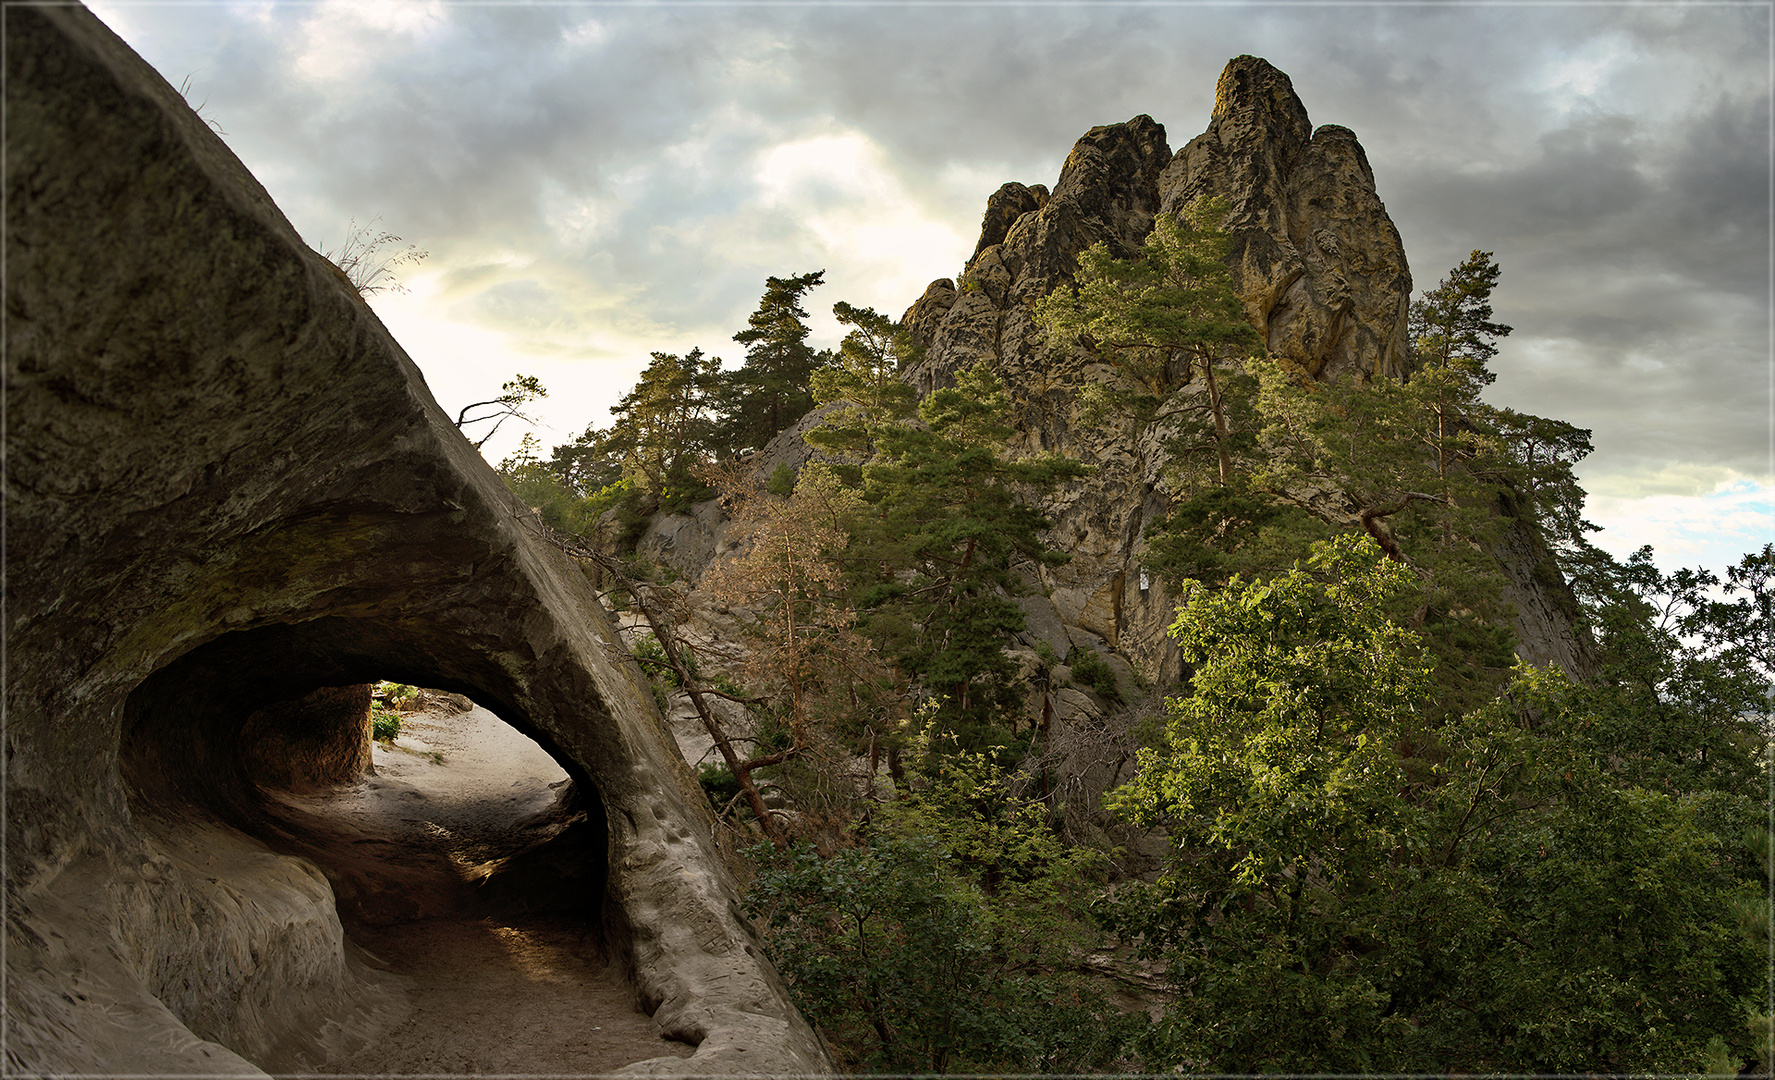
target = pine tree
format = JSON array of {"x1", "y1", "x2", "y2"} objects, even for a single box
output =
[
  {"x1": 821, "y1": 361, "x2": 1090, "y2": 749},
  {"x1": 716, "y1": 271, "x2": 833, "y2": 453},
  {"x1": 1409, "y1": 249, "x2": 1511, "y2": 381},
  {"x1": 603, "y1": 347, "x2": 722, "y2": 500},
  {"x1": 1032, "y1": 197, "x2": 1260, "y2": 485},
  {"x1": 805, "y1": 301, "x2": 920, "y2": 474},
  {"x1": 1406, "y1": 250, "x2": 1515, "y2": 521}
]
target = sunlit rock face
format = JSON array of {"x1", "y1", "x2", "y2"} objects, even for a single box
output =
[
  {"x1": 4, "y1": 7, "x2": 829, "y2": 1076},
  {"x1": 1161, "y1": 55, "x2": 1415, "y2": 384}
]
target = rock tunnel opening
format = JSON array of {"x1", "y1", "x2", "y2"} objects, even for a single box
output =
[{"x1": 119, "y1": 617, "x2": 612, "y2": 935}]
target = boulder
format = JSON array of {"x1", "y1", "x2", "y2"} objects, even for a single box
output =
[
  {"x1": 637, "y1": 497, "x2": 730, "y2": 579},
  {"x1": 4, "y1": 6, "x2": 828, "y2": 1076}
]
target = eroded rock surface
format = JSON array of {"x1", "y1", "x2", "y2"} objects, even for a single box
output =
[
  {"x1": 1160, "y1": 55, "x2": 1414, "y2": 383},
  {"x1": 5, "y1": 7, "x2": 828, "y2": 1076},
  {"x1": 891, "y1": 53, "x2": 1584, "y2": 690}
]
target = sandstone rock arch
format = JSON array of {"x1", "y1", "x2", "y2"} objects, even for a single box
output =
[{"x1": 5, "y1": 6, "x2": 827, "y2": 1074}]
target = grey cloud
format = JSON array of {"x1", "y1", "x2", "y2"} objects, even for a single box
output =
[
  {"x1": 88, "y1": 2, "x2": 1772, "y2": 487},
  {"x1": 1389, "y1": 112, "x2": 1653, "y2": 247},
  {"x1": 1662, "y1": 91, "x2": 1772, "y2": 246}
]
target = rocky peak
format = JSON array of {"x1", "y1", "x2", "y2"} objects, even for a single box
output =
[
  {"x1": 1049, "y1": 114, "x2": 1172, "y2": 256},
  {"x1": 906, "y1": 114, "x2": 1172, "y2": 393},
  {"x1": 886, "y1": 55, "x2": 1574, "y2": 687},
  {"x1": 972, "y1": 181, "x2": 1046, "y2": 258},
  {"x1": 1205, "y1": 54, "x2": 1314, "y2": 174},
  {"x1": 1161, "y1": 56, "x2": 1412, "y2": 382}
]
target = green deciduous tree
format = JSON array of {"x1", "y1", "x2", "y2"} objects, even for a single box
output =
[
  {"x1": 1563, "y1": 540, "x2": 1769, "y2": 797},
  {"x1": 745, "y1": 735, "x2": 1133, "y2": 1073},
  {"x1": 1102, "y1": 535, "x2": 1764, "y2": 1073}
]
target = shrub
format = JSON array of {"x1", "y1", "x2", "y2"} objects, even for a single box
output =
[
  {"x1": 371, "y1": 705, "x2": 401, "y2": 742},
  {"x1": 374, "y1": 681, "x2": 418, "y2": 709},
  {"x1": 696, "y1": 763, "x2": 742, "y2": 810},
  {"x1": 745, "y1": 737, "x2": 1138, "y2": 1073},
  {"x1": 1068, "y1": 647, "x2": 1123, "y2": 704},
  {"x1": 766, "y1": 462, "x2": 798, "y2": 496}
]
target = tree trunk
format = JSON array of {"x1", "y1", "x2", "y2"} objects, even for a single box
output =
[{"x1": 1201, "y1": 355, "x2": 1234, "y2": 486}]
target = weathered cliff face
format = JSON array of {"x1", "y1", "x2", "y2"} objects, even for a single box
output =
[
  {"x1": 5, "y1": 7, "x2": 828, "y2": 1076},
  {"x1": 1160, "y1": 57, "x2": 1415, "y2": 383},
  {"x1": 896, "y1": 54, "x2": 1585, "y2": 687},
  {"x1": 899, "y1": 57, "x2": 1409, "y2": 684}
]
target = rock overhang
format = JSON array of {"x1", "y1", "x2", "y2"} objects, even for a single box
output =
[{"x1": 4, "y1": 5, "x2": 829, "y2": 1075}]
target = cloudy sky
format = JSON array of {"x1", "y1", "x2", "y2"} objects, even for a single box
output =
[{"x1": 86, "y1": 0, "x2": 1771, "y2": 573}]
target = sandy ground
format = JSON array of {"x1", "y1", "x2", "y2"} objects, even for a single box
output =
[{"x1": 269, "y1": 704, "x2": 695, "y2": 1076}]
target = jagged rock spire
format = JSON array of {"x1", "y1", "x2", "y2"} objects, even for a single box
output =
[
  {"x1": 1163, "y1": 54, "x2": 1413, "y2": 382},
  {"x1": 893, "y1": 56, "x2": 1418, "y2": 682}
]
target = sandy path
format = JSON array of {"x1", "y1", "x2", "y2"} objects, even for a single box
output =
[{"x1": 272, "y1": 704, "x2": 694, "y2": 1075}]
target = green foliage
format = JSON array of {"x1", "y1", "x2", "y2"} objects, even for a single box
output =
[
  {"x1": 695, "y1": 762, "x2": 741, "y2": 810},
  {"x1": 373, "y1": 681, "x2": 418, "y2": 709},
  {"x1": 1683, "y1": 542, "x2": 1775, "y2": 689},
  {"x1": 1144, "y1": 484, "x2": 1331, "y2": 586},
  {"x1": 714, "y1": 271, "x2": 833, "y2": 454},
  {"x1": 816, "y1": 360, "x2": 1091, "y2": 749},
  {"x1": 630, "y1": 631, "x2": 685, "y2": 689},
  {"x1": 745, "y1": 739, "x2": 1136, "y2": 1073},
  {"x1": 1562, "y1": 540, "x2": 1769, "y2": 796},
  {"x1": 1033, "y1": 197, "x2": 1259, "y2": 484},
  {"x1": 1130, "y1": 249, "x2": 1592, "y2": 712},
  {"x1": 1032, "y1": 196, "x2": 1257, "y2": 409},
  {"x1": 371, "y1": 706, "x2": 401, "y2": 742},
  {"x1": 1492, "y1": 407, "x2": 1597, "y2": 561},
  {"x1": 1066, "y1": 647, "x2": 1122, "y2": 705},
  {"x1": 498, "y1": 434, "x2": 615, "y2": 538},
  {"x1": 1243, "y1": 351, "x2": 1521, "y2": 709},
  {"x1": 805, "y1": 301, "x2": 922, "y2": 467},
  {"x1": 1102, "y1": 536, "x2": 1766, "y2": 1073},
  {"x1": 1408, "y1": 248, "x2": 1511, "y2": 383},
  {"x1": 765, "y1": 462, "x2": 797, "y2": 497},
  {"x1": 605, "y1": 347, "x2": 723, "y2": 500}
]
